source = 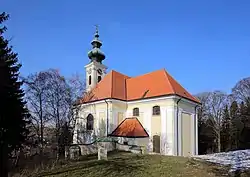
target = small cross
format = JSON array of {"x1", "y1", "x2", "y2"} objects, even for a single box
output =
[{"x1": 95, "y1": 24, "x2": 99, "y2": 33}]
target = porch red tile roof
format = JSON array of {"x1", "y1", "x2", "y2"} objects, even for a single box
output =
[{"x1": 109, "y1": 117, "x2": 149, "y2": 138}]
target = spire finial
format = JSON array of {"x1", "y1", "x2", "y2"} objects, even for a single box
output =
[
  {"x1": 88, "y1": 25, "x2": 105, "y2": 63},
  {"x1": 95, "y1": 24, "x2": 98, "y2": 33},
  {"x1": 94, "y1": 24, "x2": 99, "y2": 38}
]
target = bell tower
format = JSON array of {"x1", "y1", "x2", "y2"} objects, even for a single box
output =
[{"x1": 85, "y1": 25, "x2": 107, "y2": 92}]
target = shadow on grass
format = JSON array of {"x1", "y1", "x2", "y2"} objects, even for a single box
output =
[
  {"x1": 37, "y1": 159, "x2": 144, "y2": 177},
  {"x1": 36, "y1": 151, "x2": 145, "y2": 177},
  {"x1": 200, "y1": 160, "x2": 250, "y2": 177},
  {"x1": 200, "y1": 161, "x2": 232, "y2": 177}
]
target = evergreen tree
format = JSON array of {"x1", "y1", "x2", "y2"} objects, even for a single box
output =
[
  {"x1": 230, "y1": 101, "x2": 241, "y2": 150},
  {"x1": 0, "y1": 12, "x2": 30, "y2": 176},
  {"x1": 239, "y1": 101, "x2": 249, "y2": 125},
  {"x1": 221, "y1": 105, "x2": 231, "y2": 152},
  {"x1": 58, "y1": 122, "x2": 72, "y2": 158},
  {"x1": 239, "y1": 101, "x2": 250, "y2": 149},
  {"x1": 198, "y1": 108, "x2": 209, "y2": 154}
]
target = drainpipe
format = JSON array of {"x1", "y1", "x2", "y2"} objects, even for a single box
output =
[
  {"x1": 104, "y1": 100, "x2": 109, "y2": 136},
  {"x1": 176, "y1": 97, "x2": 182, "y2": 156},
  {"x1": 194, "y1": 105, "x2": 199, "y2": 155}
]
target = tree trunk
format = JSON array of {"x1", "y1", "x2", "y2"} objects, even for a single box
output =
[
  {"x1": 56, "y1": 99, "x2": 61, "y2": 160},
  {"x1": 14, "y1": 148, "x2": 20, "y2": 167},
  {"x1": 217, "y1": 132, "x2": 221, "y2": 153},
  {"x1": 39, "y1": 94, "x2": 44, "y2": 154},
  {"x1": 0, "y1": 146, "x2": 9, "y2": 177}
]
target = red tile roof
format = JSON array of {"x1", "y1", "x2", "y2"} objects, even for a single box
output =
[
  {"x1": 109, "y1": 117, "x2": 149, "y2": 138},
  {"x1": 81, "y1": 69, "x2": 200, "y2": 104}
]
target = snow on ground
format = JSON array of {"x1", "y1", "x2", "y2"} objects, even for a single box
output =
[{"x1": 194, "y1": 149, "x2": 250, "y2": 172}]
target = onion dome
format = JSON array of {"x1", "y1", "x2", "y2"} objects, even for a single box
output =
[{"x1": 88, "y1": 25, "x2": 105, "y2": 63}]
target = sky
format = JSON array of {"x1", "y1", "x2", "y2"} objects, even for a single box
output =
[{"x1": 1, "y1": 0, "x2": 250, "y2": 95}]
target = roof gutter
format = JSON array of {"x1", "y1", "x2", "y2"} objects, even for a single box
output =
[
  {"x1": 194, "y1": 104, "x2": 199, "y2": 155},
  {"x1": 104, "y1": 99, "x2": 109, "y2": 137},
  {"x1": 176, "y1": 97, "x2": 182, "y2": 156}
]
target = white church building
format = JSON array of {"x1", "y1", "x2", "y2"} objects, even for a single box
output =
[{"x1": 73, "y1": 27, "x2": 201, "y2": 157}]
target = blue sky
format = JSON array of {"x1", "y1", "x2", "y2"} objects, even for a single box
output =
[{"x1": 2, "y1": 0, "x2": 250, "y2": 95}]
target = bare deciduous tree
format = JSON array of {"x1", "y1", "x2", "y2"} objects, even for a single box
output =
[
  {"x1": 23, "y1": 69, "x2": 85, "y2": 159},
  {"x1": 42, "y1": 69, "x2": 85, "y2": 158},
  {"x1": 196, "y1": 92, "x2": 210, "y2": 120},
  {"x1": 44, "y1": 70, "x2": 70, "y2": 147},
  {"x1": 232, "y1": 77, "x2": 250, "y2": 103},
  {"x1": 22, "y1": 72, "x2": 51, "y2": 153},
  {"x1": 67, "y1": 73, "x2": 86, "y2": 130},
  {"x1": 196, "y1": 91, "x2": 228, "y2": 152}
]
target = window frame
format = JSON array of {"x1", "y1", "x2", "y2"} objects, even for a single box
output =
[
  {"x1": 98, "y1": 75, "x2": 102, "y2": 82},
  {"x1": 133, "y1": 107, "x2": 140, "y2": 116},
  {"x1": 88, "y1": 75, "x2": 91, "y2": 85},
  {"x1": 152, "y1": 106, "x2": 160, "y2": 116},
  {"x1": 86, "y1": 114, "x2": 94, "y2": 130}
]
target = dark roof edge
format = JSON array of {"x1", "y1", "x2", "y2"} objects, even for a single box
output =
[{"x1": 79, "y1": 93, "x2": 201, "y2": 106}]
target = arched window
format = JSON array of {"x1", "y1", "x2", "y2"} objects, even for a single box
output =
[
  {"x1": 133, "y1": 108, "x2": 139, "y2": 116},
  {"x1": 152, "y1": 106, "x2": 160, "y2": 115},
  {"x1": 88, "y1": 75, "x2": 91, "y2": 85},
  {"x1": 98, "y1": 76, "x2": 102, "y2": 82},
  {"x1": 86, "y1": 114, "x2": 94, "y2": 130}
]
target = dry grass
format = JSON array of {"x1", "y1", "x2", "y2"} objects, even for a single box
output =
[{"x1": 14, "y1": 151, "x2": 231, "y2": 177}]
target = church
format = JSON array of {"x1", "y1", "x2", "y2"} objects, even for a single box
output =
[{"x1": 73, "y1": 27, "x2": 201, "y2": 157}]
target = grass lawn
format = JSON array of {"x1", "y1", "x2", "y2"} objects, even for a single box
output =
[{"x1": 26, "y1": 151, "x2": 230, "y2": 177}]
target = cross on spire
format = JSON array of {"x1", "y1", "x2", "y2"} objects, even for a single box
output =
[{"x1": 94, "y1": 24, "x2": 99, "y2": 38}]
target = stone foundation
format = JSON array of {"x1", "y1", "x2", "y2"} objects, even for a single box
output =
[
  {"x1": 98, "y1": 142, "x2": 108, "y2": 160},
  {"x1": 79, "y1": 142, "x2": 115, "y2": 155},
  {"x1": 67, "y1": 138, "x2": 151, "y2": 159}
]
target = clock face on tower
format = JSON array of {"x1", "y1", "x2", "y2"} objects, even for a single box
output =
[
  {"x1": 87, "y1": 68, "x2": 92, "y2": 74},
  {"x1": 97, "y1": 69, "x2": 103, "y2": 75}
]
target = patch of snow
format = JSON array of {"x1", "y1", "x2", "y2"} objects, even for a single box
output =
[{"x1": 194, "y1": 149, "x2": 250, "y2": 172}]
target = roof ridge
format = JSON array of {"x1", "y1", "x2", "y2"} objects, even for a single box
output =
[
  {"x1": 110, "y1": 69, "x2": 130, "y2": 78},
  {"x1": 125, "y1": 76, "x2": 128, "y2": 100},
  {"x1": 111, "y1": 70, "x2": 114, "y2": 98},
  {"x1": 163, "y1": 69, "x2": 176, "y2": 94},
  {"x1": 127, "y1": 68, "x2": 165, "y2": 80},
  {"x1": 163, "y1": 69, "x2": 199, "y2": 102}
]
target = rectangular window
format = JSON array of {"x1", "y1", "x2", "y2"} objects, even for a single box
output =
[
  {"x1": 98, "y1": 76, "x2": 102, "y2": 82},
  {"x1": 88, "y1": 75, "x2": 92, "y2": 85},
  {"x1": 153, "y1": 106, "x2": 160, "y2": 115},
  {"x1": 133, "y1": 108, "x2": 139, "y2": 116}
]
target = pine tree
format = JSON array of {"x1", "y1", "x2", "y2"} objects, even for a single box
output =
[
  {"x1": 221, "y1": 105, "x2": 231, "y2": 152},
  {"x1": 0, "y1": 12, "x2": 30, "y2": 176},
  {"x1": 230, "y1": 101, "x2": 241, "y2": 150},
  {"x1": 239, "y1": 101, "x2": 250, "y2": 149}
]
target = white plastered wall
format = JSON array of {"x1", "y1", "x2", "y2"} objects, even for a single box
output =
[
  {"x1": 177, "y1": 100, "x2": 198, "y2": 156},
  {"x1": 73, "y1": 96, "x2": 199, "y2": 156},
  {"x1": 126, "y1": 97, "x2": 176, "y2": 155}
]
